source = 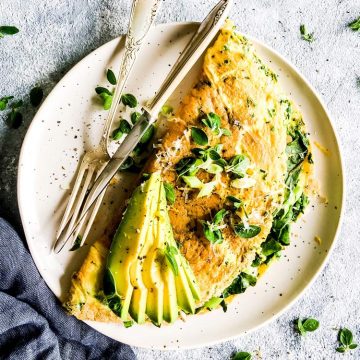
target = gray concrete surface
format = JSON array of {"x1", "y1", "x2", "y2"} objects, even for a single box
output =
[{"x1": 1, "y1": 0, "x2": 359, "y2": 359}]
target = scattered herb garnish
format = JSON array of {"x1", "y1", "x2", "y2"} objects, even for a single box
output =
[
  {"x1": 300, "y1": 24, "x2": 315, "y2": 42},
  {"x1": 98, "y1": 91, "x2": 113, "y2": 110},
  {"x1": 0, "y1": 26, "x2": 19, "y2": 38},
  {"x1": 123, "y1": 320, "x2": 134, "y2": 328},
  {"x1": 95, "y1": 86, "x2": 112, "y2": 95},
  {"x1": 69, "y1": 235, "x2": 82, "y2": 251},
  {"x1": 163, "y1": 182, "x2": 176, "y2": 205},
  {"x1": 0, "y1": 96, "x2": 14, "y2": 111},
  {"x1": 121, "y1": 93, "x2": 138, "y2": 108},
  {"x1": 231, "y1": 351, "x2": 252, "y2": 360},
  {"x1": 130, "y1": 111, "x2": 141, "y2": 124},
  {"x1": 30, "y1": 86, "x2": 43, "y2": 107},
  {"x1": 223, "y1": 272, "x2": 257, "y2": 297},
  {"x1": 348, "y1": 17, "x2": 360, "y2": 31},
  {"x1": 225, "y1": 155, "x2": 250, "y2": 177},
  {"x1": 175, "y1": 157, "x2": 202, "y2": 177},
  {"x1": 191, "y1": 127, "x2": 208, "y2": 146},
  {"x1": 6, "y1": 100, "x2": 23, "y2": 129},
  {"x1": 234, "y1": 224, "x2": 261, "y2": 239},
  {"x1": 164, "y1": 244, "x2": 179, "y2": 275},
  {"x1": 336, "y1": 328, "x2": 358, "y2": 353},
  {"x1": 201, "y1": 209, "x2": 228, "y2": 245},
  {"x1": 201, "y1": 112, "x2": 231, "y2": 137},
  {"x1": 160, "y1": 104, "x2": 173, "y2": 116},
  {"x1": 296, "y1": 318, "x2": 319, "y2": 336},
  {"x1": 106, "y1": 69, "x2": 117, "y2": 85}
]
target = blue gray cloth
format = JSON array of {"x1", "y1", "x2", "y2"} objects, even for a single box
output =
[{"x1": 0, "y1": 218, "x2": 135, "y2": 360}]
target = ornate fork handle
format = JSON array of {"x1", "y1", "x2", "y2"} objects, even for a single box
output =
[{"x1": 101, "y1": 0, "x2": 161, "y2": 153}]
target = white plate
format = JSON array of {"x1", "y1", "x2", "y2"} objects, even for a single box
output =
[{"x1": 18, "y1": 22, "x2": 344, "y2": 350}]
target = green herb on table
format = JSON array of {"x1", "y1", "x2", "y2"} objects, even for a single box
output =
[
  {"x1": 30, "y1": 86, "x2": 43, "y2": 107},
  {"x1": 0, "y1": 96, "x2": 14, "y2": 111},
  {"x1": 348, "y1": 17, "x2": 360, "y2": 31},
  {"x1": 191, "y1": 127, "x2": 208, "y2": 146},
  {"x1": 336, "y1": 328, "x2": 358, "y2": 353},
  {"x1": 69, "y1": 235, "x2": 82, "y2": 251},
  {"x1": 106, "y1": 69, "x2": 117, "y2": 85},
  {"x1": 300, "y1": 24, "x2": 315, "y2": 42},
  {"x1": 201, "y1": 112, "x2": 231, "y2": 137},
  {"x1": 95, "y1": 87, "x2": 113, "y2": 110},
  {"x1": 164, "y1": 244, "x2": 179, "y2": 275},
  {"x1": 7, "y1": 100, "x2": 23, "y2": 129},
  {"x1": 112, "y1": 119, "x2": 131, "y2": 140},
  {"x1": 231, "y1": 351, "x2": 252, "y2": 360},
  {"x1": 121, "y1": 93, "x2": 138, "y2": 108},
  {"x1": 296, "y1": 318, "x2": 319, "y2": 336},
  {"x1": 0, "y1": 26, "x2": 19, "y2": 38},
  {"x1": 201, "y1": 209, "x2": 228, "y2": 245},
  {"x1": 163, "y1": 182, "x2": 176, "y2": 205}
]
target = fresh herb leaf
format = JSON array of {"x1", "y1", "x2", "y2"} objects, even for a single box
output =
[
  {"x1": 7, "y1": 109, "x2": 23, "y2": 129},
  {"x1": 231, "y1": 351, "x2": 252, "y2": 360},
  {"x1": 69, "y1": 235, "x2": 82, "y2": 251},
  {"x1": 300, "y1": 24, "x2": 315, "y2": 42},
  {"x1": 227, "y1": 195, "x2": 243, "y2": 210},
  {"x1": 119, "y1": 119, "x2": 131, "y2": 134},
  {"x1": 0, "y1": 96, "x2": 14, "y2": 111},
  {"x1": 140, "y1": 124, "x2": 154, "y2": 144},
  {"x1": 182, "y1": 175, "x2": 203, "y2": 189},
  {"x1": 106, "y1": 69, "x2": 117, "y2": 85},
  {"x1": 163, "y1": 182, "x2": 176, "y2": 205},
  {"x1": 201, "y1": 209, "x2": 228, "y2": 245},
  {"x1": 234, "y1": 224, "x2": 261, "y2": 238},
  {"x1": 336, "y1": 328, "x2": 358, "y2": 352},
  {"x1": 223, "y1": 272, "x2": 257, "y2": 297},
  {"x1": 0, "y1": 26, "x2": 19, "y2": 37},
  {"x1": 164, "y1": 244, "x2": 179, "y2": 275},
  {"x1": 349, "y1": 17, "x2": 360, "y2": 31},
  {"x1": 261, "y1": 238, "x2": 282, "y2": 256},
  {"x1": 118, "y1": 156, "x2": 134, "y2": 170},
  {"x1": 99, "y1": 92, "x2": 113, "y2": 110},
  {"x1": 112, "y1": 127, "x2": 123, "y2": 140},
  {"x1": 30, "y1": 86, "x2": 43, "y2": 107},
  {"x1": 175, "y1": 157, "x2": 202, "y2": 177},
  {"x1": 197, "y1": 181, "x2": 216, "y2": 198},
  {"x1": 160, "y1": 104, "x2": 173, "y2": 116},
  {"x1": 225, "y1": 155, "x2": 250, "y2": 177},
  {"x1": 191, "y1": 127, "x2": 208, "y2": 146},
  {"x1": 202, "y1": 112, "x2": 221, "y2": 130},
  {"x1": 121, "y1": 93, "x2": 137, "y2": 108},
  {"x1": 123, "y1": 320, "x2": 134, "y2": 328},
  {"x1": 95, "y1": 86, "x2": 112, "y2": 95},
  {"x1": 296, "y1": 318, "x2": 319, "y2": 335},
  {"x1": 130, "y1": 111, "x2": 141, "y2": 124}
]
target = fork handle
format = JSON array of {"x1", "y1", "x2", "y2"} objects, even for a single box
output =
[{"x1": 101, "y1": 0, "x2": 161, "y2": 152}]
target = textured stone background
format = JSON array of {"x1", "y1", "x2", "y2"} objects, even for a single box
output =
[{"x1": 1, "y1": 0, "x2": 359, "y2": 359}]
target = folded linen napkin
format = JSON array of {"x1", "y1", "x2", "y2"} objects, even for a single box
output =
[{"x1": 0, "y1": 218, "x2": 135, "y2": 360}]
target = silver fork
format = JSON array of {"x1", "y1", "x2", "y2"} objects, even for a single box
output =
[{"x1": 55, "y1": 0, "x2": 161, "y2": 249}]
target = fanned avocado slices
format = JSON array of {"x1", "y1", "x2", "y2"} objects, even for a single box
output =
[{"x1": 104, "y1": 172, "x2": 200, "y2": 325}]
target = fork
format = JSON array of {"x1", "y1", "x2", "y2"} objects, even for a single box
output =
[{"x1": 55, "y1": 0, "x2": 161, "y2": 249}]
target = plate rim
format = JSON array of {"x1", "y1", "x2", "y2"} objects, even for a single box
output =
[{"x1": 17, "y1": 21, "x2": 345, "y2": 350}]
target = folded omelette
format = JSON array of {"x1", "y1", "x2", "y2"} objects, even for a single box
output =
[{"x1": 64, "y1": 20, "x2": 312, "y2": 326}]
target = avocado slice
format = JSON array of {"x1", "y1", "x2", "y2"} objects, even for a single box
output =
[
  {"x1": 142, "y1": 184, "x2": 165, "y2": 325},
  {"x1": 128, "y1": 179, "x2": 160, "y2": 324},
  {"x1": 105, "y1": 173, "x2": 160, "y2": 321}
]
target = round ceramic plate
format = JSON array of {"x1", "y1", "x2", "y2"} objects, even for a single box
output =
[{"x1": 18, "y1": 22, "x2": 344, "y2": 350}]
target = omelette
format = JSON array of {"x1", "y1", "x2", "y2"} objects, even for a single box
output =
[{"x1": 65, "y1": 20, "x2": 312, "y2": 325}]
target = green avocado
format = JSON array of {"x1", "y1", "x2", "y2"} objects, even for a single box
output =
[
  {"x1": 105, "y1": 172, "x2": 160, "y2": 321},
  {"x1": 104, "y1": 172, "x2": 201, "y2": 325}
]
